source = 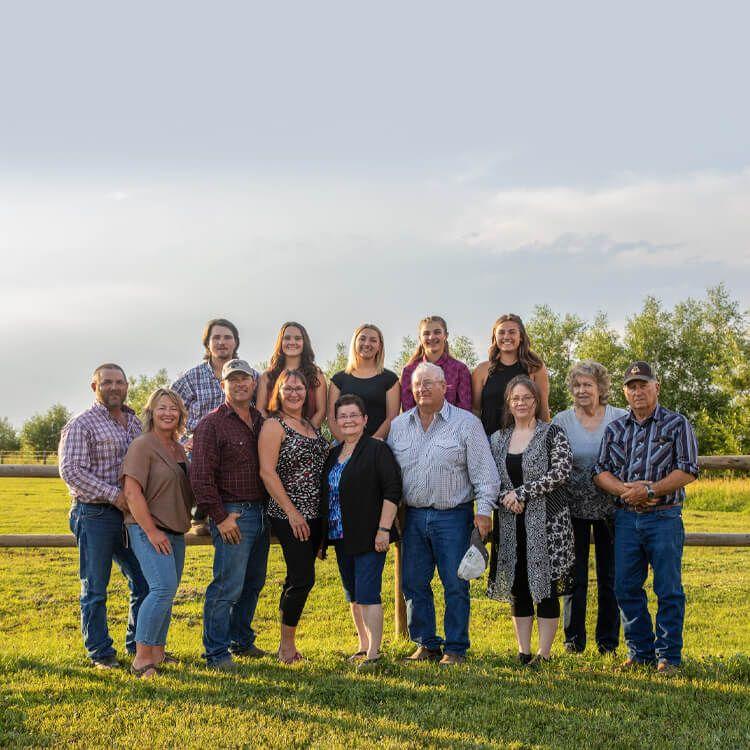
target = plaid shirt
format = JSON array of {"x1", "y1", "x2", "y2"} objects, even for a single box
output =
[
  {"x1": 189, "y1": 402, "x2": 267, "y2": 524},
  {"x1": 59, "y1": 402, "x2": 142, "y2": 505},
  {"x1": 593, "y1": 404, "x2": 699, "y2": 506},
  {"x1": 401, "y1": 354, "x2": 472, "y2": 412},
  {"x1": 388, "y1": 400, "x2": 499, "y2": 512},
  {"x1": 171, "y1": 362, "x2": 226, "y2": 435}
]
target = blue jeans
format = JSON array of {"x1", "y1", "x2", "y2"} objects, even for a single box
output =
[
  {"x1": 68, "y1": 502, "x2": 149, "y2": 660},
  {"x1": 127, "y1": 525, "x2": 186, "y2": 646},
  {"x1": 614, "y1": 507, "x2": 686, "y2": 665},
  {"x1": 203, "y1": 503, "x2": 270, "y2": 664},
  {"x1": 401, "y1": 503, "x2": 473, "y2": 656}
]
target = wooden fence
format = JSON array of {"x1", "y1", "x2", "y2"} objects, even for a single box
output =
[{"x1": 1, "y1": 456, "x2": 749, "y2": 638}]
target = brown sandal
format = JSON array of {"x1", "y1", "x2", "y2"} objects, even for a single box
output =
[{"x1": 130, "y1": 662, "x2": 159, "y2": 678}]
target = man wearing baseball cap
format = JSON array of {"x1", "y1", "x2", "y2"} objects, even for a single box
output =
[
  {"x1": 593, "y1": 361, "x2": 699, "y2": 675},
  {"x1": 190, "y1": 359, "x2": 270, "y2": 670}
]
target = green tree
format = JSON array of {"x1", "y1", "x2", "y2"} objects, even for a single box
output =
[
  {"x1": 0, "y1": 417, "x2": 20, "y2": 452},
  {"x1": 450, "y1": 335, "x2": 479, "y2": 369},
  {"x1": 21, "y1": 404, "x2": 71, "y2": 453},
  {"x1": 575, "y1": 312, "x2": 629, "y2": 408},
  {"x1": 324, "y1": 342, "x2": 348, "y2": 380},
  {"x1": 392, "y1": 335, "x2": 417, "y2": 375},
  {"x1": 526, "y1": 305, "x2": 586, "y2": 415},
  {"x1": 127, "y1": 369, "x2": 171, "y2": 419}
]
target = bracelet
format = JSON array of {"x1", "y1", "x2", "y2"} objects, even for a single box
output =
[{"x1": 378, "y1": 526, "x2": 391, "y2": 533}]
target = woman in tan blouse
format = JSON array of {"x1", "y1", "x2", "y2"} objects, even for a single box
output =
[{"x1": 121, "y1": 388, "x2": 194, "y2": 678}]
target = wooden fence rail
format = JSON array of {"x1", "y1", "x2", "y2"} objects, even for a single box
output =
[{"x1": 2, "y1": 456, "x2": 749, "y2": 640}]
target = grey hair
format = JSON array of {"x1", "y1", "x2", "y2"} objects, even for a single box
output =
[
  {"x1": 567, "y1": 359, "x2": 612, "y2": 405},
  {"x1": 411, "y1": 362, "x2": 446, "y2": 383}
]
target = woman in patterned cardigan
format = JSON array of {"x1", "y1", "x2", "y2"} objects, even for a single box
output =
[{"x1": 486, "y1": 375, "x2": 575, "y2": 666}]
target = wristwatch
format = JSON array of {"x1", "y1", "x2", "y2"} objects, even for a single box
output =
[{"x1": 646, "y1": 484, "x2": 656, "y2": 500}]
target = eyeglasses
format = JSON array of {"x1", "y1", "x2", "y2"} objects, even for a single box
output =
[
  {"x1": 414, "y1": 379, "x2": 439, "y2": 391},
  {"x1": 510, "y1": 396, "x2": 536, "y2": 405},
  {"x1": 281, "y1": 385, "x2": 306, "y2": 394}
]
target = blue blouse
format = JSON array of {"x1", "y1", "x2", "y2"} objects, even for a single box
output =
[{"x1": 327, "y1": 458, "x2": 349, "y2": 540}]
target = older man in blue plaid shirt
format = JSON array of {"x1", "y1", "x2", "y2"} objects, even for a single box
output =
[{"x1": 594, "y1": 361, "x2": 699, "y2": 675}]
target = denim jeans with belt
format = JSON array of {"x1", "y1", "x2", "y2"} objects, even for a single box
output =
[
  {"x1": 401, "y1": 503, "x2": 473, "y2": 656},
  {"x1": 203, "y1": 502, "x2": 270, "y2": 664},
  {"x1": 127, "y1": 524, "x2": 186, "y2": 646},
  {"x1": 614, "y1": 506, "x2": 686, "y2": 665},
  {"x1": 69, "y1": 502, "x2": 149, "y2": 660}
]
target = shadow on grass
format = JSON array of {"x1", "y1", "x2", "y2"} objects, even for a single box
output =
[{"x1": 3, "y1": 651, "x2": 750, "y2": 748}]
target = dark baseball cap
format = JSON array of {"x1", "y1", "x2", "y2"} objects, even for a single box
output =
[
  {"x1": 221, "y1": 359, "x2": 258, "y2": 381},
  {"x1": 623, "y1": 361, "x2": 657, "y2": 384}
]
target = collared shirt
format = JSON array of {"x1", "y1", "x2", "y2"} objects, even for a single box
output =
[
  {"x1": 172, "y1": 361, "x2": 260, "y2": 435},
  {"x1": 59, "y1": 402, "x2": 142, "y2": 505},
  {"x1": 189, "y1": 402, "x2": 267, "y2": 524},
  {"x1": 387, "y1": 400, "x2": 499, "y2": 512},
  {"x1": 593, "y1": 404, "x2": 699, "y2": 506},
  {"x1": 400, "y1": 354, "x2": 472, "y2": 412}
]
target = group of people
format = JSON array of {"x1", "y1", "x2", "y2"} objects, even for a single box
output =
[{"x1": 58, "y1": 314, "x2": 699, "y2": 678}]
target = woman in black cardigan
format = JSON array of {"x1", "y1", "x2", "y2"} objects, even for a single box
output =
[{"x1": 320, "y1": 394, "x2": 402, "y2": 667}]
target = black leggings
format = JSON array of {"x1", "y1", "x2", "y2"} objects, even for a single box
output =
[
  {"x1": 510, "y1": 513, "x2": 560, "y2": 619},
  {"x1": 270, "y1": 516, "x2": 322, "y2": 627}
]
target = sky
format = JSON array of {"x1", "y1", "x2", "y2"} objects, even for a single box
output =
[{"x1": 1, "y1": 1, "x2": 749, "y2": 428}]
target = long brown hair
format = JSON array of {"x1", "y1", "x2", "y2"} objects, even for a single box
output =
[
  {"x1": 488, "y1": 314, "x2": 543, "y2": 376},
  {"x1": 407, "y1": 315, "x2": 451, "y2": 366},
  {"x1": 266, "y1": 322, "x2": 320, "y2": 391},
  {"x1": 268, "y1": 369, "x2": 309, "y2": 415},
  {"x1": 502, "y1": 375, "x2": 544, "y2": 428}
]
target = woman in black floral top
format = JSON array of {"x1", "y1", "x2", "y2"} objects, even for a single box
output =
[
  {"x1": 486, "y1": 375, "x2": 574, "y2": 666},
  {"x1": 259, "y1": 369, "x2": 329, "y2": 663}
]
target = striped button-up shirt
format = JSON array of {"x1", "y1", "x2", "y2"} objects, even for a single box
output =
[
  {"x1": 593, "y1": 404, "x2": 699, "y2": 506},
  {"x1": 59, "y1": 402, "x2": 142, "y2": 505},
  {"x1": 387, "y1": 400, "x2": 499, "y2": 512}
]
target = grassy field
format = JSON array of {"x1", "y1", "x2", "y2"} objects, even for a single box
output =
[{"x1": 0, "y1": 478, "x2": 748, "y2": 749}]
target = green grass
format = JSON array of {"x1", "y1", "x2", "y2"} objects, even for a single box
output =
[{"x1": 0, "y1": 479, "x2": 749, "y2": 749}]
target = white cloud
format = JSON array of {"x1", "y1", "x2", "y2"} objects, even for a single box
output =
[{"x1": 456, "y1": 169, "x2": 750, "y2": 267}]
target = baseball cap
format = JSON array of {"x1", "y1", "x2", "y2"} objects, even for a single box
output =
[
  {"x1": 221, "y1": 359, "x2": 258, "y2": 380},
  {"x1": 457, "y1": 527, "x2": 490, "y2": 580},
  {"x1": 623, "y1": 361, "x2": 656, "y2": 384}
]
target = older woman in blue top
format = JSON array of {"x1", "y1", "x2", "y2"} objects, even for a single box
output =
[
  {"x1": 320, "y1": 394, "x2": 402, "y2": 667},
  {"x1": 552, "y1": 360, "x2": 628, "y2": 654}
]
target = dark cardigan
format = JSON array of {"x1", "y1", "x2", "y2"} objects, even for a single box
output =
[{"x1": 320, "y1": 435, "x2": 402, "y2": 556}]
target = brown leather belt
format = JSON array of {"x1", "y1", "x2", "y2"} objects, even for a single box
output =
[{"x1": 622, "y1": 503, "x2": 681, "y2": 514}]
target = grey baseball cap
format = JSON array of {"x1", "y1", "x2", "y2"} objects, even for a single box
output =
[{"x1": 221, "y1": 359, "x2": 258, "y2": 380}]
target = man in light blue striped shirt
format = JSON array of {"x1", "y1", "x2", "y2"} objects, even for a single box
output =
[{"x1": 388, "y1": 362, "x2": 499, "y2": 666}]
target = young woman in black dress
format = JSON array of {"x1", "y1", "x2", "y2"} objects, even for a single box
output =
[{"x1": 472, "y1": 314, "x2": 551, "y2": 435}]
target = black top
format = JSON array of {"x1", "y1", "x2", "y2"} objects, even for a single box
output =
[
  {"x1": 481, "y1": 361, "x2": 528, "y2": 435},
  {"x1": 506, "y1": 452, "x2": 524, "y2": 488},
  {"x1": 320, "y1": 435, "x2": 402, "y2": 556},
  {"x1": 331, "y1": 370, "x2": 399, "y2": 436},
  {"x1": 178, "y1": 461, "x2": 188, "y2": 476}
]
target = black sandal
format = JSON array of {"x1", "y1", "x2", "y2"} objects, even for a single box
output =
[
  {"x1": 160, "y1": 651, "x2": 180, "y2": 665},
  {"x1": 346, "y1": 651, "x2": 367, "y2": 663},
  {"x1": 130, "y1": 662, "x2": 159, "y2": 678}
]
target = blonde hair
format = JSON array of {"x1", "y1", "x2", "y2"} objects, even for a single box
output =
[
  {"x1": 345, "y1": 323, "x2": 385, "y2": 374},
  {"x1": 567, "y1": 360, "x2": 612, "y2": 405},
  {"x1": 142, "y1": 388, "x2": 188, "y2": 438}
]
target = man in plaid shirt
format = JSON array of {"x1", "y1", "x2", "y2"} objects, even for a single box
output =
[
  {"x1": 172, "y1": 318, "x2": 258, "y2": 534},
  {"x1": 59, "y1": 363, "x2": 148, "y2": 669}
]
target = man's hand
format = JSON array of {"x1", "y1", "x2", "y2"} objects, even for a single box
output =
[
  {"x1": 113, "y1": 492, "x2": 129, "y2": 513},
  {"x1": 620, "y1": 482, "x2": 649, "y2": 507},
  {"x1": 474, "y1": 514, "x2": 492, "y2": 541},
  {"x1": 217, "y1": 512, "x2": 242, "y2": 544}
]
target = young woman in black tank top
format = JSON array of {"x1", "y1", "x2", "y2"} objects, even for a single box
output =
[{"x1": 471, "y1": 314, "x2": 551, "y2": 434}]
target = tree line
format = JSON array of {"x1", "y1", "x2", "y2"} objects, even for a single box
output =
[{"x1": 2, "y1": 285, "x2": 747, "y2": 456}]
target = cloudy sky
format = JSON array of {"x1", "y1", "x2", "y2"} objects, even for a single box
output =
[{"x1": 2, "y1": 2, "x2": 749, "y2": 427}]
